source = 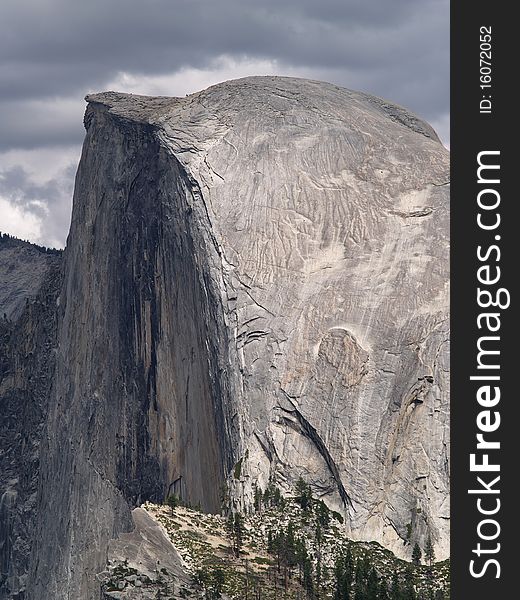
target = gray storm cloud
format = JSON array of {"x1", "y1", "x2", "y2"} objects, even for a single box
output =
[{"x1": 0, "y1": 0, "x2": 448, "y2": 247}]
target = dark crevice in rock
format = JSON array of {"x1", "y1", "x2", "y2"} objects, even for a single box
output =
[{"x1": 279, "y1": 394, "x2": 355, "y2": 513}]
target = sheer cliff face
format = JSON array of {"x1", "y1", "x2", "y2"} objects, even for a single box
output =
[
  {"x1": 29, "y1": 101, "x2": 237, "y2": 600},
  {"x1": 0, "y1": 240, "x2": 62, "y2": 599},
  {"x1": 0, "y1": 77, "x2": 449, "y2": 599}
]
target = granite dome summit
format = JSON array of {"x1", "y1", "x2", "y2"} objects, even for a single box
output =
[{"x1": 0, "y1": 76, "x2": 449, "y2": 599}]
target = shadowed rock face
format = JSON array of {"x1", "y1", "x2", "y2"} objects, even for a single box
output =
[
  {"x1": 0, "y1": 76, "x2": 449, "y2": 599},
  {"x1": 0, "y1": 238, "x2": 62, "y2": 599}
]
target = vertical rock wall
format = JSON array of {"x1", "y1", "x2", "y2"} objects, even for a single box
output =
[{"x1": 27, "y1": 103, "x2": 237, "y2": 599}]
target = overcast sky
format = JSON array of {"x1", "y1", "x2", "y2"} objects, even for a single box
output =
[{"x1": 0, "y1": 0, "x2": 449, "y2": 248}]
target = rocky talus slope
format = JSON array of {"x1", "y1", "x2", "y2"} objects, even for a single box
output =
[{"x1": 0, "y1": 77, "x2": 449, "y2": 599}]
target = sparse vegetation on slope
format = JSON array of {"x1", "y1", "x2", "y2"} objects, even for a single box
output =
[{"x1": 102, "y1": 480, "x2": 449, "y2": 599}]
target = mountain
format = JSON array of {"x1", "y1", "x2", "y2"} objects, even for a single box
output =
[{"x1": 0, "y1": 76, "x2": 449, "y2": 600}]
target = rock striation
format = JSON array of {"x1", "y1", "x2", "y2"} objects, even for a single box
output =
[{"x1": 0, "y1": 76, "x2": 449, "y2": 599}]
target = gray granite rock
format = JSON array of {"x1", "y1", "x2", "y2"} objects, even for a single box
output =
[
  {"x1": 98, "y1": 508, "x2": 192, "y2": 599},
  {"x1": 0, "y1": 238, "x2": 62, "y2": 599},
  {"x1": 0, "y1": 76, "x2": 449, "y2": 599},
  {"x1": 0, "y1": 237, "x2": 61, "y2": 322}
]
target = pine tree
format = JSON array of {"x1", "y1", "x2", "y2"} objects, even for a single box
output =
[
  {"x1": 379, "y1": 578, "x2": 390, "y2": 600},
  {"x1": 355, "y1": 555, "x2": 370, "y2": 585},
  {"x1": 303, "y1": 557, "x2": 314, "y2": 598},
  {"x1": 412, "y1": 542, "x2": 422, "y2": 565},
  {"x1": 353, "y1": 555, "x2": 370, "y2": 600},
  {"x1": 425, "y1": 535, "x2": 435, "y2": 566},
  {"x1": 165, "y1": 494, "x2": 179, "y2": 515},
  {"x1": 210, "y1": 567, "x2": 226, "y2": 599},
  {"x1": 354, "y1": 584, "x2": 366, "y2": 600},
  {"x1": 367, "y1": 567, "x2": 379, "y2": 599},
  {"x1": 390, "y1": 571, "x2": 401, "y2": 600},
  {"x1": 315, "y1": 553, "x2": 322, "y2": 599},
  {"x1": 254, "y1": 486, "x2": 263, "y2": 513},
  {"x1": 267, "y1": 530, "x2": 274, "y2": 554},
  {"x1": 233, "y1": 512, "x2": 244, "y2": 557},
  {"x1": 315, "y1": 524, "x2": 323, "y2": 550},
  {"x1": 344, "y1": 548, "x2": 354, "y2": 579},
  {"x1": 226, "y1": 512, "x2": 235, "y2": 547},
  {"x1": 285, "y1": 521, "x2": 298, "y2": 569},
  {"x1": 272, "y1": 532, "x2": 283, "y2": 573},
  {"x1": 402, "y1": 567, "x2": 416, "y2": 600},
  {"x1": 333, "y1": 559, "x2": 346, "y2": 600},
  {"x1": 316, "y1": 500, "x2": 330, "y2": 529},
  {"x1": 225, "y1": 512, "x2": 244, "y2": 557},
  {"x1": 333, "y1": 548, "x2": 354, "y2": 600},
  {"x1": 295, "y1": 538, "x2": 307, "y2": 584},
  {"x1": 295, "y1": 477, "x2": 313, "y2": 511}
]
